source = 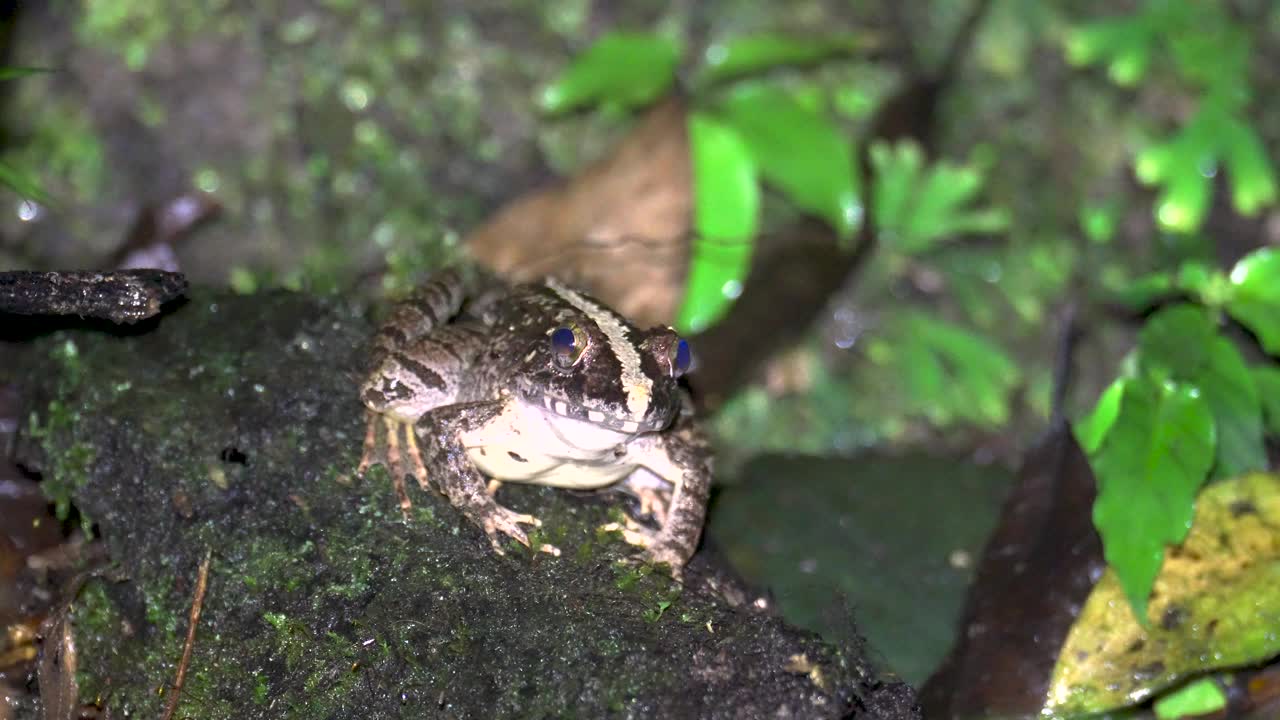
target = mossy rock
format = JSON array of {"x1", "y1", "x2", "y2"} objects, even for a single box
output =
[{"x1": 4, "y1": 291, "x2": 918, "y2": 719}]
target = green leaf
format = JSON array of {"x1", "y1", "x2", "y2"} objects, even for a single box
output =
[
  {"x1": 1174, "y1": 260, "x2": 1214, "y2": 297},
  {"x1": 888, "y1": 313, "x2": 1021, "y2": 427},
  {"x1": 1254, "y1": 365, "x2": 1280, "y2": 436},
  {"x1": 688, "y1": 113, "x2": 759, "y2": 242},
  {"x1": 1090, "y1": 377, "x2": 1215, "y2": 621},
  {"x1": 0, "y1": 66, "x2": 53, "y2": 81},
  {"x1": 1134, "y1": 305, "x2": 1265, "y2": 478},
  {"x1": 1154, "y1": 159, "x2": 1212, "y2": 233},
  {"x1": 675, "y1": 238, "x2": 752, "y2": 334},
  {"x1": 1075, "y1": 378, "x2": 1126, "y2": 455},
  {"x1": 1227, "y1": 248, "x2": 1280, "y2": 355},
  {"x1": 1109, "y1": 271, "x2": 1175, "y2": 309},
  {"x1": 1153, "y1": 679, "x2": 1227, "y2": 719},
  {"x1": 717, "y1": 84, "x2": 859, "y2": 239},
  {"x1": 0, "y1": 159, "x2": 51, "y2": 204},
  {"x1": 540, "y1": 33, "x2": 680, "y2": 114},
  {"x1": 699, "y1": 34, "x2": 870, "y2": 84},
  {"x1": 1196, "y1": 338, "x2": 1266, "y2": 479},
  {"x1": 1137, "y1": 304, "x2": 1216, "y2": 381},
  {"x1": 1220, "y1": 118, "x2": 1278, "y2": 215},
  {"x1": 1079, "y1": 202, "x2": 1117, "y2": 244},
  {"x1": 1065, "y1": 18, "x2": 1148, "y2": 69},
  {"x1": 675, "y1": 113, "x2": 760, "y2": 334},
  {"x1": 870, "y1": 141, "x2": 1008, "y2": 253}
]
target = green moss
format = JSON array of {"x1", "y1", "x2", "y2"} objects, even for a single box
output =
[{"x1": 7, "y1": 292, "x2": 903, "y2": 717}]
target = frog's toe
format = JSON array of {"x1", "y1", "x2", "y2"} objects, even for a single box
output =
[
  {"x1": 600, "y1": 517, "x2": 658, "y2": 548},
  {"x1": 481, "y1": 507, "x2": 556, "y2": 556}
]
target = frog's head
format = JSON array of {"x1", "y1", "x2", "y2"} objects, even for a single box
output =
[{"x1": 514, "y1": 281, "x2": 691, "y2": 434}]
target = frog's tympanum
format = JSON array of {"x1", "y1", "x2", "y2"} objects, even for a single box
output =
[{"x1": 357, "y1": 270, "x2": 711, "y2": 570}]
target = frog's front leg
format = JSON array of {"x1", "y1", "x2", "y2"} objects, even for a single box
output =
[
  {"x1": 607, "y1": 424, "x2": 712, "y2": 571},
  {"x1": 416, "y1": 401, "x2": 559, "y2": 557}
]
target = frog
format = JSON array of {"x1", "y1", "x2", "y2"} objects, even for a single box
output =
[{"x1": 356, "y1": 269, "x2": 711, "y2": 570}]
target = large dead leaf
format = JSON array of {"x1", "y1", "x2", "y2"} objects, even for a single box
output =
[
  {"x1": 920, "y1": 423, "x2": 1105, "y2": 719},
  {"x1": 1046, "y1": 472, "x2": 1280, "y2": 715},
  {"x1": 465, "y1": 97, "x2": 692, "y2": 327}
]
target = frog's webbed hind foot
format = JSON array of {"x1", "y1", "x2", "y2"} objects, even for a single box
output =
[
  {"x1": 418, "y1": 401, "x2": 560, "y2": 558},
  {"x1": 601, "y1": 517, "x2": 686, "y2": 577},
  {"x1": 357, "y1": 412, "x2": 430, "y2": 520},
  {"x1": 478, "y1": 505, "x2": 560, "y2": 557}
]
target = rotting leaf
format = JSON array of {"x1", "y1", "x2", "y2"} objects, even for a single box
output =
[
  {"x1": 1090, "y1": 377, "x2": 1215, "y2": 621},
  {"x1": 1047, "y1": 473, "x2": 1280, "y2": 716},
  {"x1": 37, "y1": 609, "x2": 79, "y2": 720}
]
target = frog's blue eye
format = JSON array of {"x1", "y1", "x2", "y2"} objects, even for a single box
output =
[
  {"x1": 675, "y1": 339, "x2": 691, "y2": 373},
  {"x1": 551, "y1": 327, "x2": 576, "y2": 351},
  {"x1": 550, "y1": 325, "x2": 588, "y2": 368},
  {"x1": 672, "y1": 338, "x2": 691, "y2": 376}
]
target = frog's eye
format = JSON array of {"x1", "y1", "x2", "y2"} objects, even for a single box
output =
[
  {"x1": 550, "y1": 325, "x2": 588, "y2": 369},
  {"x1": 668, "y1": 338, "x2": 692, "y2": 377}
]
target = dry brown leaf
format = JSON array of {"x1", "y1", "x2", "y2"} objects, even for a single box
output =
[
  {"x1": 466, "y1": 97, "x2": 692, "y2": 327},
  {"x1": 37, "y1": 610, "x2": 78, "y2": 720}
]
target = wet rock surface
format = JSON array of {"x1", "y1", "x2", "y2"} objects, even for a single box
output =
[{"x1": 3, "y1": 290, "x2": 919, "y2": 719}]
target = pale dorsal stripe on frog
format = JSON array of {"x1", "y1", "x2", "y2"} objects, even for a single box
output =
[{"x1": 544, "y1": 278, "x2": 652, "y2": 418}]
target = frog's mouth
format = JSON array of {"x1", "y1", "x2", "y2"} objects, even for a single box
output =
[{"x1": 516, "y1": 384, "x2": 668, "y2": 434}]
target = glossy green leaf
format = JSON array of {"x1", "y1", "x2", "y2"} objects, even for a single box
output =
[
  {"x1": 540, "y1": 33, "x2": 679, "y2": 114},
  {"x1": 676, "y1": 113, "x2": 760, "y2": 335},
  {"x1": 1137, "y1": 304, "x2": 1216, "y2": 381},
  {"x1": 688, "y1": 113, "x2": 759, "y2": 242},
  {"x1": 1196, "y1": 338, "x2": 1266, "y2": 479},
  {"x1": 718, "y1": 84, "x2": 859, "y2": 239},
  {"x1": 1091, "y1": 377, "x2": 1216, "y2": 621},
  {"x1": 1153, "y1": 679, "x2": 1226, "y2": 719},
  {"x1": 1227, "y1": 248, "x2": 1280, "y2": 355},
  {"x1": 1221, "y1": 118, "x2": 1278, "y2": 215},
  {"x1": 675, "y1": 238, "x2": 752, "y2": 334},
  {"x1": 1255, "y1": 365, "x2": 1280, "y2": 436},
  {"x1": 0, "y1": 66, "x2": 53, "y2": 81},
  {"x1": 1075, "y1": 378, "x2": 1126, "y2": 455},
  {"x1": 1135, "y1": 305, "x2": 1265, "y2": 479},
  {"x1": 699, "y1": 34, "x2": 870, "y2": 84},
  {"x1": 0, "y1": 159, "x2": 50, "y2": 204}
]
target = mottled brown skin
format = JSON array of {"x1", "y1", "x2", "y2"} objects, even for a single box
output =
[{"x1": 358, "y1": 271, "x2": 711, "y2": 570}]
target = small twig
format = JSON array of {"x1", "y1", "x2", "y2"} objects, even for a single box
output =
[{"x1": 161, "y1": 550, "x2": 212, "y2": 720}]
